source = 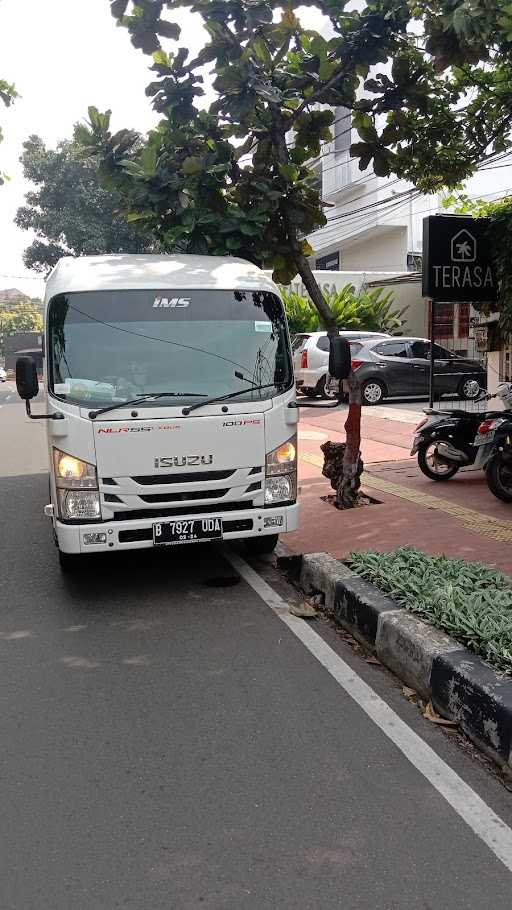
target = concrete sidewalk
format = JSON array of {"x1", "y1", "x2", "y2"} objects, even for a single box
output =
[{"x1": 290, "y1": 407, "x2": 512, "y2": 575}]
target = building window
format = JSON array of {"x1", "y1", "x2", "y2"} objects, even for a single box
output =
[
  {"x1": 407, "y1": 252, "x2": 422, "y2": 271},
  {"x1": 429, "y1": 302, "x2": 454, "y2": 339},
  {"x1": 315, "y1": 251, "x2": 340, "y2": 271}
]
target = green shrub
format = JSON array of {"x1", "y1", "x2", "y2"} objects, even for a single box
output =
[
  {"x1": 348, "y1": 547, "x2": 512, "y2": 675},
  {"x1": 280, "y1": 283, "x2": 407, "y2": 335}
]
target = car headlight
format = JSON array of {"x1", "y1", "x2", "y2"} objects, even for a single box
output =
[
  {"x1": 58, "y1": 490, "x2": 101, "y2": 521},
  {"x1": 266, "y1": 436, "x2": 297, "y2": 476},
  {"x1": 53, "y1": 449, "x2": 98, "y2": 489}
]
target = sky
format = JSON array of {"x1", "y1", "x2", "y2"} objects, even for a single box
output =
[
  {"x1": 0, "y1": 0, "x2": 510, "y2": 299},
  {"x1": 0, "y1": 0, "x2": 210, "y2": 297}
]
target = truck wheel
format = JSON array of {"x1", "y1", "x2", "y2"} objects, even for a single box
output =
[
  {"x1": 58, "y1": 550, "x2": 85, "y2": 573},
  {"x1": 486, "y1": 452, "x2": 512, "y2": 502},
  {"x1": 244, "y1": 534, "x2": 279, "y2": 556},
  {"x1": 418, "y1": 442, "x2": 459, "y2": 481}
]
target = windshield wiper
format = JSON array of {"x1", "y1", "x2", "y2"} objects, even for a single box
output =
[
  {"x1": 182, "y1": 384, "x2": 280, "y2": 416},
  {"x1": 89, "y1": 392, "x2": 206, "y2": 420}
]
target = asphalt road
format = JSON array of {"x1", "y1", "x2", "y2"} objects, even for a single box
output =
[{"x1": 2, "y1": 381, "x2": 512, "y2": 909}]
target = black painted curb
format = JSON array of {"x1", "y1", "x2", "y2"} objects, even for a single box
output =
[{"x1": 294, "y1": 552, "x2": 512, "y2": 770}]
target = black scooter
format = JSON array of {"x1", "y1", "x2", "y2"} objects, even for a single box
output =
[
  {"x1": 411, "y1": 389, "x2": 510, "y2": 481},
  {"x1": 472, "y1": 385, "x2": 512, "y2": 501}
]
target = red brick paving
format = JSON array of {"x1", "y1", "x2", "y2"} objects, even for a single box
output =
[{"x1": 290, "y1": 411, "x2": 512, "y2": 575}]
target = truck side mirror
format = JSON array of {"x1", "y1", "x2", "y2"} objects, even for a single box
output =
[
  {"x1": 16, "y1": 356, "x2": 39, "y2": 401},
  {"x1": 329, "y1": 336, "x2": 351, "y2": 380}
]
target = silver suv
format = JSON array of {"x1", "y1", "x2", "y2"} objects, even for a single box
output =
[{"x1": 292, "y1": 331, "x2": 390, "y2": 398}]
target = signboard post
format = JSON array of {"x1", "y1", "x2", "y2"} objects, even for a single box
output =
[{"x1": 422, "y1": 215, "x2": 498, "y2": 407}]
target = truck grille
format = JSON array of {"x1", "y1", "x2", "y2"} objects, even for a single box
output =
[
  {"x1": 130, "y1": 470, "x2": 235, "y2": 485},
  {"x1": 113, "y1": 501, "x2": 252, "y2": 521},
  {"x1": 100, "y1": 466, "x2": 264, "y2": 519}
]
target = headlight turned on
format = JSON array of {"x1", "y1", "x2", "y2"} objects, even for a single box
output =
[
  {"x1": 53, "y1": 449, "x2": 98, "y2": 489},
  {"x1": 53, "y1": 449, "x2": 100, "y2": 520},
  {"x1": 266, "y1": 437, "x2": 297, "y2": 476},
  {"x1": 265, "y1": 436, "x2": 297, "y2": 504}
]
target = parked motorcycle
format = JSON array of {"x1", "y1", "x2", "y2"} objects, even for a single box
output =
[
  {"x1": 411, "y1": 385, "x2": 512, "y2": 481},
  {"x1": 472, "y1": 384, "x2": 512, "y2": 501}
]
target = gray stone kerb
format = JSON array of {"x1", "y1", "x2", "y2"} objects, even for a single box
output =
[{"x1": 296, "y1": 552, "x2": 512, "y2": 771}]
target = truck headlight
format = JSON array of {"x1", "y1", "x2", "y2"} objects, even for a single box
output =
[
  {"x1": 53, "y1": 449, "x2": 98, "y2": 489},
  {"x1": 265, "y1": 474, "x2": 295, "y2": 505},
  {"x1": 58, "y1": 490, "x2": 101, "y2": 520},
  {"x1": 266, "y1": 436, "x2": 297, "y2": 476},
  {"x1": 265, "y1": 436, "x2": 297, "y2": 503}
]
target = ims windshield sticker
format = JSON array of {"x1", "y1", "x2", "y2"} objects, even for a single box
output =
[{"x1": 254, "y1": 321, "x2": 272, "y2": 332}]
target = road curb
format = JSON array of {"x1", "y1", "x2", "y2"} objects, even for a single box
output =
[{"x1": 293, "y1": 551, "x2": 512, "y2": 771}]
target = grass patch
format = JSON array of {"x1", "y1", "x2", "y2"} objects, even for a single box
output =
[{"x1": 347, "y1": 547, "x2": 512, "y2": 675}]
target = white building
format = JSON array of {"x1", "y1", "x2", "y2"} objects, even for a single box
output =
[{"x1": 306, "y1": 106, "x2": 440, "y2": 274}]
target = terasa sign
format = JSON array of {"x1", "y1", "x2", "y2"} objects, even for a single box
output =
[{"x1": 422, "y1": 215, "x2": 497, "y2": 303}]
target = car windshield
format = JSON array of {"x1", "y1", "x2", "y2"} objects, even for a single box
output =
[{"x1": 48, "y1": 289, "x2": 292, "y2": 407}]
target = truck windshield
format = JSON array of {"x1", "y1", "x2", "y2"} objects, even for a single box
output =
[{"x1": 48, "y1": 289, "x2": 292, "y2": 408}]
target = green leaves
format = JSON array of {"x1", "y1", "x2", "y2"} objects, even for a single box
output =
[
  {"x1": 87, "y1": 107, "x2": 111, "y2": 133},
  {"x1": 281, "y1": 283, "x2": 406, "y2": 334},
  {"x1": 182, "y1": 156, "x2": 203, "y2": 176},
  {"x1": 349, "y1": 547, "x2": 512, "y2": 675},
  {"x1": 0, "y1": 79, "x2": 17, "y2": 108}
]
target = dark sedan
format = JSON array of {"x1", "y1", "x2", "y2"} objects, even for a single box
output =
[{"x1": 351, "y1": 337, "x2": 486, "y2": 406}]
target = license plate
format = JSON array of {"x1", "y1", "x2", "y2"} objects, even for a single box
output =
[
  {"x1": 474, "y1": 431, "x2": 495, "y2": 445},
  {"x1": 153, "y1": 517, "x2": 223, "y2": 546}
]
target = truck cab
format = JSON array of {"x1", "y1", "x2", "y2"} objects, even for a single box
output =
[{"x1": 17, "y1": 255, "x2": 299, "y2": 570}]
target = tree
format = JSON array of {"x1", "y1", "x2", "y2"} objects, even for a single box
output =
[
  {"x1": 0, "y1": 301, "x2": 42, "y2": 357},
  {"x1": 0, "y1": 76, "x2": 17, "y2": 185},
  {"x1": 79, "y1": 0, "x2": 512, "y2": 506},
  {"x1": 15, "y1": 135, "x2": 158, "y2": 274}
]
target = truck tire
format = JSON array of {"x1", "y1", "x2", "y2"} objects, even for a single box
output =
[
  {"x1": 244, "y1": 534, "x2": 279, "y2": 556},
  {"x1": 486, "y1": 452, "x2": 512, "y2": 502}
]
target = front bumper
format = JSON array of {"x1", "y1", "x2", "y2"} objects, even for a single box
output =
[{"x1": 52, "y1": 503, "x2": 299, "y2": 554}]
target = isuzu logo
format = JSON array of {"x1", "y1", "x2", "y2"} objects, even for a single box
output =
[
  {"x1": 154, "y1": 455, "x2": 214, "y2": 468},
  {"x1": 153, "y1": 297, "x2": 191, "y2": 308}
]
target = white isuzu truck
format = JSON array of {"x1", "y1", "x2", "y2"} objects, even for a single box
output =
[{"x1": 15, "y1": 255, "x2": 299, "y2": 570}]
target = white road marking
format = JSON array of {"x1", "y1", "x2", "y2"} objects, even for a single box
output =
[{"x1": 226, "y1": 549, "x2": 512, "y2": 874}]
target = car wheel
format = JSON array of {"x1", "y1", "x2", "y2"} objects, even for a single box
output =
[
  {"x1": 244, "y1": 534, "x2": 279, "y2": 556},
  {"x1": 316, "y1": 375, "x2": 330, "y2": 399},
  {"x1": 459, "y1": 378, "x2": 482, "y2": 401},
  {"x1": 361, "y1": 379, "x2": 386, "y2": 406}
]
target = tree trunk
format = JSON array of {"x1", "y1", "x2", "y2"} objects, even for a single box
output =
[
  {"x1": 292, "y1": 250, "x2": 363, "y2": 508},
  {"x1": 292, "y1": 249, "x2": 338, "y2": 336},
  {"x1": 340, "y1": 370, "x2": 362, "y2": 507},
  {"x1": 269, "y1": 104, "x2": 362, "y2": 507}
]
